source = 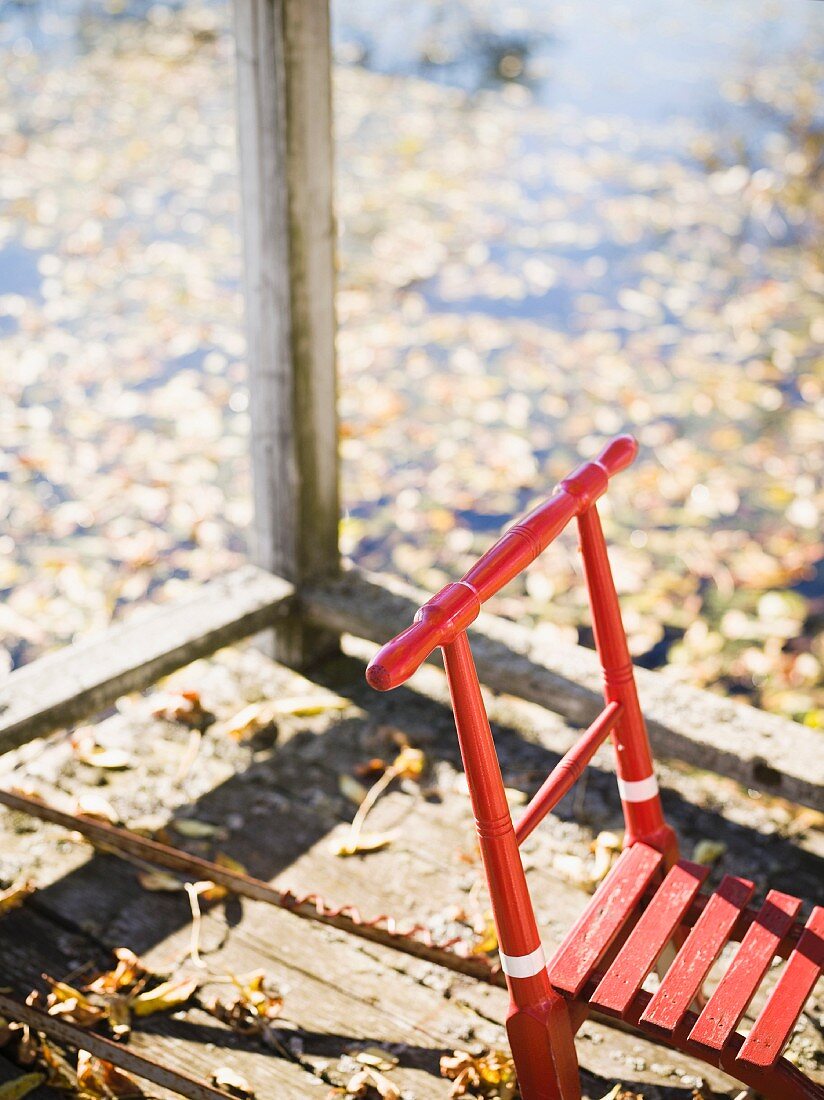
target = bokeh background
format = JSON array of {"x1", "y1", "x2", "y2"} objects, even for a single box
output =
[{"x1": 1, "y1": 0, "x2": 822, "y2": 723}]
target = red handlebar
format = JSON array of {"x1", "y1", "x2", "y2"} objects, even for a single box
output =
[{"x1": 366, "y1": 435, "x2": 638, "y2": 691}]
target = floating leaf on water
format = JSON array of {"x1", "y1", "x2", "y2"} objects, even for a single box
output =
[{"x1": 130, "y1": 974, "x2": 199, "y2": 1017}]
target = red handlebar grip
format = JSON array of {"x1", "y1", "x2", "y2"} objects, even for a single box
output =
[
  {"x1": 366, "y1": 435, "x2": 638, "y2": 691},
  {"x1": 594, "y1": 434, "x2": 638, "y2": 478}
]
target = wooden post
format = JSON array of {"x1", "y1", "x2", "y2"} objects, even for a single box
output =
[{"x1": 233, "y1": 0, "x2": 340, "y2": 666}]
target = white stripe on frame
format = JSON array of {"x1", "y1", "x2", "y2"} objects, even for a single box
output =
[
  {"x1": 617, "y1": 774, "x2": 659, "y2": 802},
  {"x1": 499, "y1": 944, "x2": 547, "y2": 979}
]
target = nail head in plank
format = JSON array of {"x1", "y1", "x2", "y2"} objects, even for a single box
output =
[
  {"x1": 688, "y1": 889, "x2": 802, "y2": 1050},
  {"x1": 642, "y1": 875, "x2": 755, "y2": 1032},
  {"x1": 591, "y1": 859, "x2": 710, "y2": 1016},
  {"x1": 737, "y1": 905, "x2": 824, "y2": 1068},
  {"x1": 548, "y1": 842, "x2": 663, "y2": 997}
]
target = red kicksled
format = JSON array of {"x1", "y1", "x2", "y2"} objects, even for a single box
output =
[{"x1": 367, "y1": 436, "x2": 824, "y2": 1100}]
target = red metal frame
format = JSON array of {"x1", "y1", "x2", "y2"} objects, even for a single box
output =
[{"x1": 366, "y1": 436, "x2": 824, "y2": 1100}]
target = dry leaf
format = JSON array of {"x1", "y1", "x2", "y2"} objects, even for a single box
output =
[
  {"x1": 0, "y1": 1073, "x2": 46, "y2": 1100},
  {"x1": 86, "y1": 947, "x2": 145, "y2": 995},
  {"x1": 75, "y1": 793, "x2": 119, "y2": 824},
  {"x1": 211, "y1": 969, "x2": 283, "y2": 1035},
  {"x1": 210, "y1": 1066, "x2": 254, "y2": 1098},
  {"x1": 0, "y1": 880, "x2": 35, "y2": 916},
  {"x1": 75, "y1": 746, "x2": 132, "y2": 770},
  {"x1": 270, "y1": 694, "x2": 348, "y2": 716},
  {"x1": 172, "y1": 819, "x2": 221, "y2": 839},
  {"x1": 130, "y1": 975, "x2": 198, "y2": 1017},
  {"x1": 76, "y1": 1050, "x2": 142, "y2": 1098},
  {"x1": 152, "y1": 690, "x2": 211, "y2": 728},
  {"x1": 440, "y1": 1049, "x2": 518, "y2": 1098},
  {"x1": 354, "y1": 1049, "x2": 399, "y2": 1072},
  {"x1": 693, "y1": 840, "x2": 727, "y2": 865},
  {"x1": 343, "y1": 1067, "x2": 400, "y2": 1099},
  {"x1": 339, "y1": 774, "x2": 369, "y2": 804},
  {"x1": 44, "y1": 978, "x2": 105, "y2": 1028},
  {"x1": 102, "y1": 994, "x2": 132, "y2": 1039},
  {"x1": 216, "y1": 702, "x2": 279, "y2": 741},
  {"x1": 137, "y1": 870, "x2": 182, "y2": 892},
  {"x1": 331, "y1": 831, "x2": 395, "y2": 857},
  {"x1": 470, "y1": 916, "x2": 499, "y2": 956},
  {"x1": 392, "y1": 746, "x2": 425, "y2": 779}
]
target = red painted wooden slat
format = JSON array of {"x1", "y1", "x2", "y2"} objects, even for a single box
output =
[
  {"x1": 548, "y1": 842, "x2": 663, "y2": 997},
  {"x1": 737, "y1": 905, "x2": 824, "y2": 1068},
  {"x1": 641, "y1": 874, "x2": 755, "y2": 1032},
  {"x1": 688, "y1": 889, "x2": 802, "y2": 1051},
  {"x1": 590, "y1": 859, "x2": 710, "y2": 1016}
]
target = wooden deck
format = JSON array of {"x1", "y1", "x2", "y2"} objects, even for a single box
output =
[{"x1": 1, "y1": 641, "x2": 821, "y2": 1099}]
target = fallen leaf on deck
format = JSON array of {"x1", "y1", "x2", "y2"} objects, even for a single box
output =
[
  {"x1": 343, "y1": 1067, "x2": 401, "y2": 1099},
  {"x1": 215, "y1": 702, "x2": 279, "y2": 741},
  {"x1": 151, "y1": 689, "x2": 212, "y2": 728},
  {"x1": 440, "y1": 1048, "x2": 518, "y2": 1098},
  {"x1": 137, "y1": 870, "x2": 182, "y2": 892},
  {"x1": 44, "y1": 978, "x2": 105, "y2": 1028},
  {"x1": 210, "y1": 969, "x2": 283, "y2": 1035},
  {"x1": 75, "y1": 746, "x2": 132, "y2": 770},
  {"x1": 76, "y1": 1050, "x2": 143, "y2": 1097},
  {"x1": 331, "y1": 831, "x2": 395, "y2": 856},
  {"x1": 130, "y1": 975, "x2": 198, "y2": 1017},
  {"x1": 471, "y1": 916, "x2": 499, "y2": 956},
  {"x1": 0, "y1": 1073, "x2": 46, "y2": 1100},
  {"x1": 693, "y1": 840, "x2": 727, "y2": 865},
  {"x1": 0, "y1": 880, "x2": 35, "y2": 916},
  {"x1": 270, "y1": 695, "x2": 348, "y2": 716},
  {"x1": 172, "y1": 819, "x2": 221, "y2": 838},
  {"x1": 86, "y1": 947, "x2": 145, "y2": 995},
  {"x1": 75, "y1": 793, "x2": 119, "y2": 824},
  {"x1": 392, "y1": 746, "x2": 426, "y2": 779},
  {"x1": 339, "y1": 774, "x2": 369, "y2": 804},
  {"x1": 210, "y1": 1066, "x2": 254, "y2": 1097},
  {"x1": 354, "y1": 1048, "x2": 399, "y2": 1071}
]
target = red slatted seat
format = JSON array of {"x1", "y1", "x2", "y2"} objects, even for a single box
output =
[
  {"x1": 548, "y1": 842, "x2": 663, "y2": 997},
  {"x1": 688, "y1": 890, "x2": 802, "y2": 1050},
  {"x1": 641, "y1": 874, "x2": 755, "y2": 1031},
  {"x1": 737, "y1": 906, "x2": 824, "y2": 1069},
  {"x1": 590, "y1": 859, "x2": 709, "y2": 1016}
]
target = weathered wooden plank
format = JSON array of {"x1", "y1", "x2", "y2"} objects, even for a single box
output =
[
  {"x1": 233, "y1": 0, "x2": 340, "y2": 667},
  {"x1": 0, "y1": 566, "x2": 293, "y2": 754},
  {"x1": 0, "y1": 910, "x2": 328, "y2": 1100},
  {"x1": 304, "y1": 569, "x2": 824, "y2": 808}
]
